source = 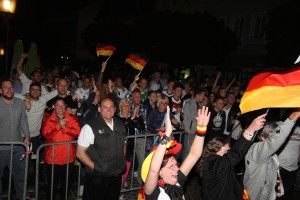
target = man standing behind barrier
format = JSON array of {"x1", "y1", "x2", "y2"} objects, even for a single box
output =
[
  {"x1": 76, "y1": 98, "x2": 127, "y2": 200},
  {"x1": 42, "y1": 98, "x2": 80, "y2": 200},
  {"x1": 0, "y1": 79, "x2": 30, "y2": 200}
]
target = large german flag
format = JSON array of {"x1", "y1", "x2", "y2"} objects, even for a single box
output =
[
  {"x1": 96, "y1": 44, "x2": 116, "y2": 57},
  {"x1": 125, "y1": 53, "x2": 147, "y2": 71},
  {"x1": 240, "y1": 66, "x2": 300, "y2": 114}
]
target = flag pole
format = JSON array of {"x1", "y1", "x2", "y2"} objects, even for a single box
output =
[
  {"x1": 105, "y1": 56, "x2": 111, "y2": 62},
  {"x1": 251, "y1": 108, "x2": 269, "y2": 142},
  {"x1": 137, "y1": 57, "x2": 148, "y2": 76}
]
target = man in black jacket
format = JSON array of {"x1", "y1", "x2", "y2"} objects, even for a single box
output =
[{"x1": 76, "y1": 98, "x2": 126, "y2": 200}]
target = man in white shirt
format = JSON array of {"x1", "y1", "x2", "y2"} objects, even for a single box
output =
[{"x1": 16, "y1": 53, "x2": 48, "y2": 95}]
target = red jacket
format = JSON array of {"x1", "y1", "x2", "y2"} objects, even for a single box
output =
[{"x1": 42, "y1": 111, "x2": 80, "y2": 165}]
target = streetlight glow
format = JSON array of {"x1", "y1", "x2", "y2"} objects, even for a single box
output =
[
  {"x1": 0, "y1": 0, "x2": 17, "y2": 77},
  {"x1": 0, "y1": 0, "x2": 16, "y2": 13}
]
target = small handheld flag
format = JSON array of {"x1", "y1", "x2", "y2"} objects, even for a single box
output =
[
  {"x1": 125, "y1": 53, "x2": 147, "y2": 71},
  {"x1": 96, "y1": 44, "x2": 116, "y2": 57}
]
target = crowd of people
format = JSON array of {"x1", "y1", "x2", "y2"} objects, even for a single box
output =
[{"x1": 0, "y1": 52, "x2": 300, "y2": 200}]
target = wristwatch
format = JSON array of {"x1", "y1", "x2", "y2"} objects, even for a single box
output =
[{"x1": 159, "y1": 135, "x2": 171, "y2": 145}]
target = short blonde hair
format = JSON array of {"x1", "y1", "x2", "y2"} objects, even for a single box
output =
[{"x1": 156, "y1": 94, "x2": 169, "y2": 107}]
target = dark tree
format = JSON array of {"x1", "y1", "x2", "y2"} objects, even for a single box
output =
[
  {"x1": 264, "y1": 0, "x2": 300, "y2": 67},
  {"x1": 81, "y1": 11, "x2": 239, "y2": 67}
]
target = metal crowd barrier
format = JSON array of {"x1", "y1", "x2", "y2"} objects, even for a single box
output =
[
  {"x1": 1, "y1": 131, "x2": 186, "y2": 200},
  {"x1": 34, "y1": 141, "x2": 76, "y2": 200},
  {"x1": 0, "y1": 142, "x2": 29, "y2": 200}
]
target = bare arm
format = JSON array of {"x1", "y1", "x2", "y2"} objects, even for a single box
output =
[
  {"x1": 16, "y1": 53, "x2": 27, "y2": 77},
  {"x1": 144, "y1": 106, "x2": 173, "y2": 195},
  {"x1": 212, "y1": 71, "x2": 222, "y2": 93},
  {"x1": 225, "y1": 78, "x2": 236, "y2": 92},
  {"x1": 76, "y1": 145, "x2": 95, "y2": 170},
  {"x1": 96, "y1": 61, "x2": 107, "y2": 92},
  {"x1": 180, "y1": 106, "x2": 210, "y2": 176}
]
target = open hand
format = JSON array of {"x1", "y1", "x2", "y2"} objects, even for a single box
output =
[{"x1": 196, "y1": 106, "x2": 211, "y2": 127}]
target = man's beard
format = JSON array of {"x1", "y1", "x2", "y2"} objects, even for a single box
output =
[{"x1": 2, "y1": 94, "x2": 13, "y2": 100}]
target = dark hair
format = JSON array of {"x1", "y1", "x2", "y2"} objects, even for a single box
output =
[
  {"x1": 30, "y1": 70, "x2": 42, "y2": 77},
  {"x1": 196, "y1": 137, "x2": 228, "y2": 177},
  {"x1": 173, "y1": 83, "x2": 183, "y2": 90},
  {"x1": 167, "y1": 79, "x2": 175, "y2": 84},
  {"x1": 0, "y1": 79, "x2": 13, "y2": 88},
  {"x1": 54, "y1": 97, "x2": 66, "y2": 105},
  {"x1": 225, "y1": 91, "x2": 235, "y2": 98},
  {"x1": 30, "y1": 82, "x2": 41, "y2": 89},
  {"x1": 214, "y1": 95, "x2": 224, "y2": 102},
  {"x1": 192, "y1": 88, "x2": 206, "y2": 97},
  {"x1": 147, "y1": 90, "x2": 156, "y2": 97},
  {"x1": 161, "y1": 155, "x2": 172, "y2": 169},
  {"x1": 132, "y1": 88, "x2": 141, "y2": 95}
]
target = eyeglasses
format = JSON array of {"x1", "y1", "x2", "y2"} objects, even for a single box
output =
[{"x1": 165, "y1": 163, "x2": 179, "y2": 170}]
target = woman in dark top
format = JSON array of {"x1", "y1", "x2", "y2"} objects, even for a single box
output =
[
  {"x1": 143, "y1": 90, "x2": 157, "y2": 119},
  {"x1": 147, "y1": 95, "x2": 180, "y2": 134},
  {"x1": 197, "y1": 113, "x2": 266, "y2": 200}
]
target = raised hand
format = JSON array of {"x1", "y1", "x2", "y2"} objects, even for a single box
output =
[
  {"x1": 196, "y1": 106, "x2": 210, "y2": 127},
  {"x1": 165, "y1": 106, "x2": 172, "y2": 137},
  {"x1": 247, "y1": 113, "x2": 267, "y2": 133}
]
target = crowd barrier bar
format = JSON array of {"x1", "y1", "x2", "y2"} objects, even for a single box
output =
[{"x1": 0, "y1": 142, "x2": 29, "y2": 200}]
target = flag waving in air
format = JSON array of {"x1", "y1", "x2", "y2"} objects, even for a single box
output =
[
  {"x1": 125, "y1": 53, "x2": 147, "y2": 71},
  {"x1": 239, "y1": 66, "x2": 300, "y2": 114},
  {"x1": 96, "y1": 44, "x2": 116, "y2": 57}
]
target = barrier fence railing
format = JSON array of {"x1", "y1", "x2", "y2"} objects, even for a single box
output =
[
  {"x1": 1, "y1": 131, "x2": 186, "y2": 200},
  {"x1": 0, "y1": 142, "x2": 29, "y2": 200}
]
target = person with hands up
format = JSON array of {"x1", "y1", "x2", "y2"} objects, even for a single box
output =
[
  {"x1": 141, "y1": 106, "x2": 210, "y2": 200},
  {"x1": 197, "y1": 112, "x2": 267, "y2": 200},
  {"x1": 244, "y1": 109, "x2": 300, "y2": 200}
]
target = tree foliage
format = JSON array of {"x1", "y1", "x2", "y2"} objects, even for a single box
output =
[
  {"x1": 81, "y1": 12, "x2": 239, "y2": 66},
  {"x1": 264, "y1": 0, "x2": 300, "y2": 67}
]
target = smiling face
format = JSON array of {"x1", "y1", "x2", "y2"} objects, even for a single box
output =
[
  {"x1": 99, "y1": 98, "x2": 116, "y2": 121},
  {"x1": 29, "y1": 85, "x2": 41, "y2": 100},
  {"x1": 120, "y1": 100, "x2": 131, "y2": 116},
  {"x1": 160, "y1": 156, "x2": 179, "y2": 185},
  {"x1": 54, "y1": 99, "x2": 66, "y2": 116}
]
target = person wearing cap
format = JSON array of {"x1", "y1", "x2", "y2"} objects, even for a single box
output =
[{"x1": 141, "y1": 105, "x2": 210, "y2": 199}]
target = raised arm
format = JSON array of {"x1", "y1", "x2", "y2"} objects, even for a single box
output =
[
  {"x1": 225, "y1": 77, "x2": 236, "y2": 92},
  {"x1": 96, "y1": 61, "x2": 107, "y2": 92},
  {"x1": 144, "y1": 106, "x2": 173, "y2": 195},
  {"x1": 180, "y1": 106, "x2": 210, "y2": 176},
  {"x1": 16, "y1": 53, "x2": 27, "y2": 77},
  {"x1": 212, "y1": 71, "x2": 222, "y2": 93}
]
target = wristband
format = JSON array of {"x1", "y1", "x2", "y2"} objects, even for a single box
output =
[
  {"x1": 244, "y1": 130, "x2": 253, "y2": 137},
  {"x1": 196, "y1": 125, "x2": 207, "y2": 137},
  {"x1": 159, "y1": 135, "x2": 171, "y2": 145}
]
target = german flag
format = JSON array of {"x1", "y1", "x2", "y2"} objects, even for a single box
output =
[
  {"x1": 125, "y1": 53, "x2": 147, "y2": 71},
  {"x1": 240, "y1": 66, "x2": 300, "y2": 114},
  {"x1": 96, "y1": 44, "x2": 116, "y2": 57}
]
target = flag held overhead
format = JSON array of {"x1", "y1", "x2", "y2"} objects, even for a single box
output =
[
  {"x1": 96, "y1": 44, "x2": 116, "y2": 57},
  {"x1": 239, "y1": 66, "x2": 300, "y2": 114},
  {"x1": 125, "y1": 53, "x2": 147, "y2": 71}
]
